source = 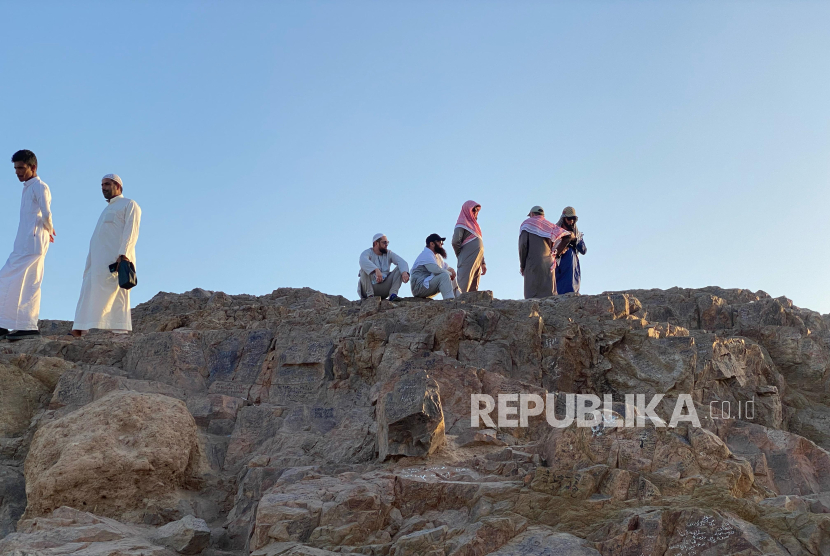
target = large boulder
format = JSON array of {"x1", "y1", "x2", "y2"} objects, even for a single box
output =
[
  {"x1": 23, "y1": 391, "x2": 201, "y2": 522},
  {"x1": 152, "y1": 514, "x2": 210, "y2": 554}
]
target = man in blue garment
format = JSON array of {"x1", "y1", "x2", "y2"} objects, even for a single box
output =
[{"x1": 555, "y1": 207, "x2": 587, "y2": 294}]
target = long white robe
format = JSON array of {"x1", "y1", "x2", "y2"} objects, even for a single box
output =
[
  {"x1": 0, "y1": 177, "x2": 53, "y2": 330},
  {"x1": 72, "y1": 195, "x2": 141, "y2": 331}
]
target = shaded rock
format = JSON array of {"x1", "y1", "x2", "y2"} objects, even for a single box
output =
[
  {"x1": 23, "y1": 391, "x2": 200, "y2": 522},
  {"x1": 487, "y1": 526, "x2": 600, "y2": 555},
  {"x1": 377, "y1": 369, "x2": 445, "y2": 460},
  {"x1": 0, "y1": 506, "x2": 175, "y2": 555},
  {"x1": 718, "y1": 419, "x2": 830, "y2": 496},
  {"x1": 0, "y1": 465, "x2": 26, "y2": 536},
  {"x1": 152, "y1": 514, "x2": 210, "y2": 554}
]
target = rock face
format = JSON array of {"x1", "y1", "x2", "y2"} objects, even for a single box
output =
[
  {"x1": 376, "y1": 369, "x2": 446, "y2": 460},
  {"x1": 23, "y1": 390, "x2": 201, "y2": 523},
  {"x1": 1, "y1": 285, "x2": 830, "y2": 555}
]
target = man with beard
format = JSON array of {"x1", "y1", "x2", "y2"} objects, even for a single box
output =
[
  {"x1": 0, "y1": 150, "x2": 56, "y2": 341},
  {"x1": 70, "y1": 174, "x2": 141, "y2": 337},
  {"x1": 358, "y1": 233, "x2": 410, "y2": 301},
  {"x1": 518, "y1": 206, "x2": 571, "y2": 299},
  {"x1": 410, "y1": 233, "x2": 461, "y2": 300},
  {"x1": 555, "y1": 206, "x2": 587, "y2": 295}
]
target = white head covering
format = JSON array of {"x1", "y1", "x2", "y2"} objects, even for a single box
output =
[
  {"x1": 373, "y1": 233, "x2": 385, "y2": 243},
  {"x1": 103, "y1": 173, "x2": 123, "y2": 187}
]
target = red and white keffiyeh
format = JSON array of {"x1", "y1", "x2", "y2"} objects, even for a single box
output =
[
  {"x1": 455, "y1": 200, "x2": 482, "y2": 247},
  {"x1": 519, "y1": 215, "x2": 572, "y2": 272}
]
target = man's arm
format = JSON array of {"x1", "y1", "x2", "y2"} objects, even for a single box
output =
[
  {"x1": 423, "y1": 263, "x2": 449, "y2": 276},
  {"x1": 553, "y1": 233, "x2": 572, "y2": 257},
  {"x1": 451, "y1": 228, "x2": 466, "y2": 256},
  {"x1": 359, "y1": 250, "x2": 384, "y2": 283},
  {"x1": 389, "y1": 250, "x2": 410, "y2": 283},
  {"x1": 518, "y1": 231, "x2": 528, "y2": 275},
  {"x1": 359, "y1": 250, "x2": 380, "y2": 273},
  {"x1": 576, "y1": 234, "x2": 587, "y2": 255},
  {"x1": 117, "y1": 201, "x2": 141, "y2": 262},
  {"x1": 35, "y1": 182, "x2": 55, "y2": 237},
  {"x1": 389, "y1": 250, "x2": 410, "y2": 275}
]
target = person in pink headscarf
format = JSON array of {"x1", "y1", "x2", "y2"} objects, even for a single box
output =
[{"x1": 451, "y1": 200, "x2": 486, "y2": 293}]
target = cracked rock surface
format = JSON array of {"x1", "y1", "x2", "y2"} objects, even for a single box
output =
[{"x1": 2, "y1": 285, "x2": 830, "y2": 555}]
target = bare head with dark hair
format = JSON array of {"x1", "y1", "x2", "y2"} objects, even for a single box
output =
[{"x1": 11, "y1": 150, "x2": 38, "y2": 182}]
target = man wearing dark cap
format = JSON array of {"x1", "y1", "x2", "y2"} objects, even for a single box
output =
[
  {"x1": 0, "y1": 150, "x2": 56, "y2": 341},
  {"x1": 410, "y1": 233, "x2": 461, "y2": 300}
]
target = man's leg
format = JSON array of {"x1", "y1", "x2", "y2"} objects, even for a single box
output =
[
  {"x1": 386, "y1": 268, "x2": 402, "y2": 296},
  {"x1": 358, "y1": 271, "x2": 375, "y2": 299},
  {"x1": 372, "y1": 276, "x2": 393, "y2": 299},
  {"x1": 433, "y1": 273, "x2": 457, "y2": 300},
  {"x1": 411, "y1": 279, "x2": 435, "y2": 299}
]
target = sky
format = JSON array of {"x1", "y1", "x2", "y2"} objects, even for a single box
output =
[{"x1": 1, "y1": 1, "x2": 828, "y2": 320}]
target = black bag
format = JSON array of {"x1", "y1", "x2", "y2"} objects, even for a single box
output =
[{"x1": 109, "y1": 260, "x2": 138, "y2": 290}]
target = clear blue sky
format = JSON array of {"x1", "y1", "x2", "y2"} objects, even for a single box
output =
[{"x1": 2, "y1": 1, "x2": 829, "y2": 320}]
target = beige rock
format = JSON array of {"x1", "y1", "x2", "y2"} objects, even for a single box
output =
[
  {"x1": 0, "y1": 359, "x2": 51, "y2": 437},
  {"x1": 23, "y1": 391, "x2": 200, "y2": 522}
]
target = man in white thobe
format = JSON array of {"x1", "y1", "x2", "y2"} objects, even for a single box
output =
[
  {"x1": 70, "y1": 174, "x2": 141, "y2": 336},
  {"x1": 0, "y1": 150, "x2": 55, "y2": 341},
  {"x1": 358, "y1": 233, "x2": 410, "y2": 301}
]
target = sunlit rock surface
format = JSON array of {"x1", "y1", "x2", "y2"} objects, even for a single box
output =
[{"x1": 1, "y1": 285, "x2": 830, "y2": 554}]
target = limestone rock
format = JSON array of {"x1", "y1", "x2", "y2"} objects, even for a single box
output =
[
  {"x1": 152, "y1": 514, "x2": 210, "y2": 554},
  {"x1": 23, "y1": 391, "x2": 200, "y2": 522}
]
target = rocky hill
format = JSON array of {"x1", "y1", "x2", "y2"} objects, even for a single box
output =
[{"x1": 2, "y1": 286, "x2": 830, "y2": 555}]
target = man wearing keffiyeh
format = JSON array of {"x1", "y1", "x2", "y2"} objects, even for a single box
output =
[
  {"x1": 518, "y1": 206, "x2": 572, "y2": 299},
  {"x1": 451, "y1": 200, "x2": 486, "y2": 293}
]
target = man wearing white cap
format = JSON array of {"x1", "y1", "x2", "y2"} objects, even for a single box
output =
[
  {"x1": 357, "y1": 233, "x2": 410, "y2": 301},
  {"x1": 70, "y1": 174, "x2": 141, "y2": 336},
  {"x1": 0, "y1": 150, "x2": 55, "y2": 341}
]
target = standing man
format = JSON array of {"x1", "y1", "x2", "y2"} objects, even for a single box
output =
[
  {"x1": 410, "y1": 234, "x2": 461, "y2": 300},
  {"x1": 452, "y1": 200, "x2": 486, "y2": 293},
  {"x1": 518, "y1": 206, "x2": 571, "y2": 299},
  {"x1": 0, "y1": 150, "x2": 55, "y2": 341},
  {"x1": 358, "y1": 233, "x2": 410, "y2": 301},
  {"x1": 70, "y1": 174, "x2": 141, "y2": 336},
  {"x1": 555, "y1": 206, "x2": 587, "y2": 295}
]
